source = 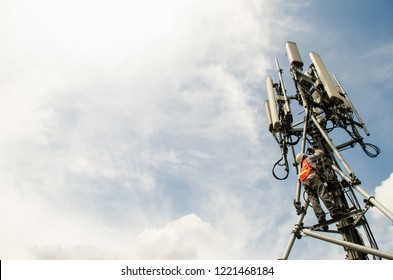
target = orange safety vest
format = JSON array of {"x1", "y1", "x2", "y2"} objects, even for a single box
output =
[{"x1": 298, "y1": 158, "x2": 318, "y2": 182}]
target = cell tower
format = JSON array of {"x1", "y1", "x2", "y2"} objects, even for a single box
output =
[{"x1": 264, "y1": 41, "x2": 393, "y2": 260}]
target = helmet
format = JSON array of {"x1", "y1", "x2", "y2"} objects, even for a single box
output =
[{"x1": 296, "y1": 153, "x2": 305, "y2": 164}]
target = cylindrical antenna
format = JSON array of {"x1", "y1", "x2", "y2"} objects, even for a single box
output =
[
  {"x1": 266, "y1": 76, "x2": 281, "y2": 132},
  {"x1": 264, "y1": 100, "x2": 273, "y2": 132}
]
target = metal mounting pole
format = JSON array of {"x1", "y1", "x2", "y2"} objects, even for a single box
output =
[
  {"x1": 333, "y1": 74, "x2": 370, "y2": 136},
  {"x1": 352, "y1": 184, "x2": 393, "y2": 222},
  {"x1": 331, "y1": 164, "x2": 393, "y2": 222},
  {"x1": 310, "y1": 114, "x2": 354, "y2": 177},
  {"x1": 301, "y1": 229, "x2": 393, "y2": 260},
  {"x1": 294, "y1": 117, "x2": 308, "y2": 204},
  {"x1": 275, "y1": 58, "x2": 291, "y2": 115},
  {"x1": 294, "y1": 100, "x2": 310, "y2": 204},
  {"x1": 281, "y1": 202, "x2": 309, "y2": 260}
]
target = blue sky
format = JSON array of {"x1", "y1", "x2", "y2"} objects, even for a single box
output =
[{"x1": 0, "y1": 0, "x2": 392, "y2": 260}]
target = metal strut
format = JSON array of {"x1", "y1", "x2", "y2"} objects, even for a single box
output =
[{"x1": 263, "y1": 41, "x2": 392, "y2": 260}]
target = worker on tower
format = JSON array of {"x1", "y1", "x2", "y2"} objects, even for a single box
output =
[{"x1": 296, "y1": 148, "x2": 343, "y2": 229}]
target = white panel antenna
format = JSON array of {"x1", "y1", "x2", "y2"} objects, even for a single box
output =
[
  {"x1": 285, "y1": 41, "x2": 303, "y2": 68},
  {"x1": 266, "y1": 75, "x2": 281, "y2": 132},
  {"x1": 309, "y1": 52, "x2": 347, "y2": 104},
  {"x1": 264, "y1": 100, "x2": 273, "y2": 132}
]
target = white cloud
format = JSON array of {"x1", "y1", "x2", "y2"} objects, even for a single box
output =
[
  {"x1": 374, "y1": 172, "x2": 393, "y2": 216},
  {"x1": 366, "y1": 42, "x2": 393, "y2": 87},
  {"x1": 28, "y1": 213, "x2": 226, "y2": 260},
  {"x1": 5, "y1": 0, "x2": 388, "y2": 261},
  {"x1": 28, "y1": 212, "x2": 253, "y2": 260},
  {"x1": 367, "y1": 173, "x2": 393, "y2": 255},
  {"x1": 31, "y1": 244, "x2": 119, "y2": 260},
  {"x1": 1, "y1": 0, "x2": 298, "y2": 259},
  {"x1": 135, "y1": 213, "x2": 228, "y2": 259}
]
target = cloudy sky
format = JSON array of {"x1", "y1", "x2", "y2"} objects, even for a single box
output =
[{"x1": 0, "y1": 0, "x2": 392, "y2": 260}]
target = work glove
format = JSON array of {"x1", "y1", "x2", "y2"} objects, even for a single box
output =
[{"x1": 307, "y1": 147, "x2": 315, "y2": 154}]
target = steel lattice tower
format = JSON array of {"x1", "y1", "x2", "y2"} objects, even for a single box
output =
[{"x1": 264, "y1": 41, "x2": 393, "y2": 260}]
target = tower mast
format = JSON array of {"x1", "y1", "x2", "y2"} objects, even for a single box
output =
[{"x1": 264, "y1": 41, "x2": 393, "y2": 260}]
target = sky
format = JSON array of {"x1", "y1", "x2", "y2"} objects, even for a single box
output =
[{"x1": 0, "y1": 0, "x2": 392, "y2": 260}]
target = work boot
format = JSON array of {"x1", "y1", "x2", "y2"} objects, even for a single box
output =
[
  {"x1": 318, "y1": 216, "x2": 326, "y2": 223},
  {"x1": 318, "y1": 217, "x2": 329, "y2": 231}
]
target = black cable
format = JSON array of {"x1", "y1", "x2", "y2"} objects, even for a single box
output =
[
  {"x1": 361, "y1": 142, "x2": 381, "y2": 158},
  {"x1": 272, "y1": 156, "x2": 289, "y2": 180},
  {"x1": 286, "y1": 135, "x2": 301, "y2": 146}
]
